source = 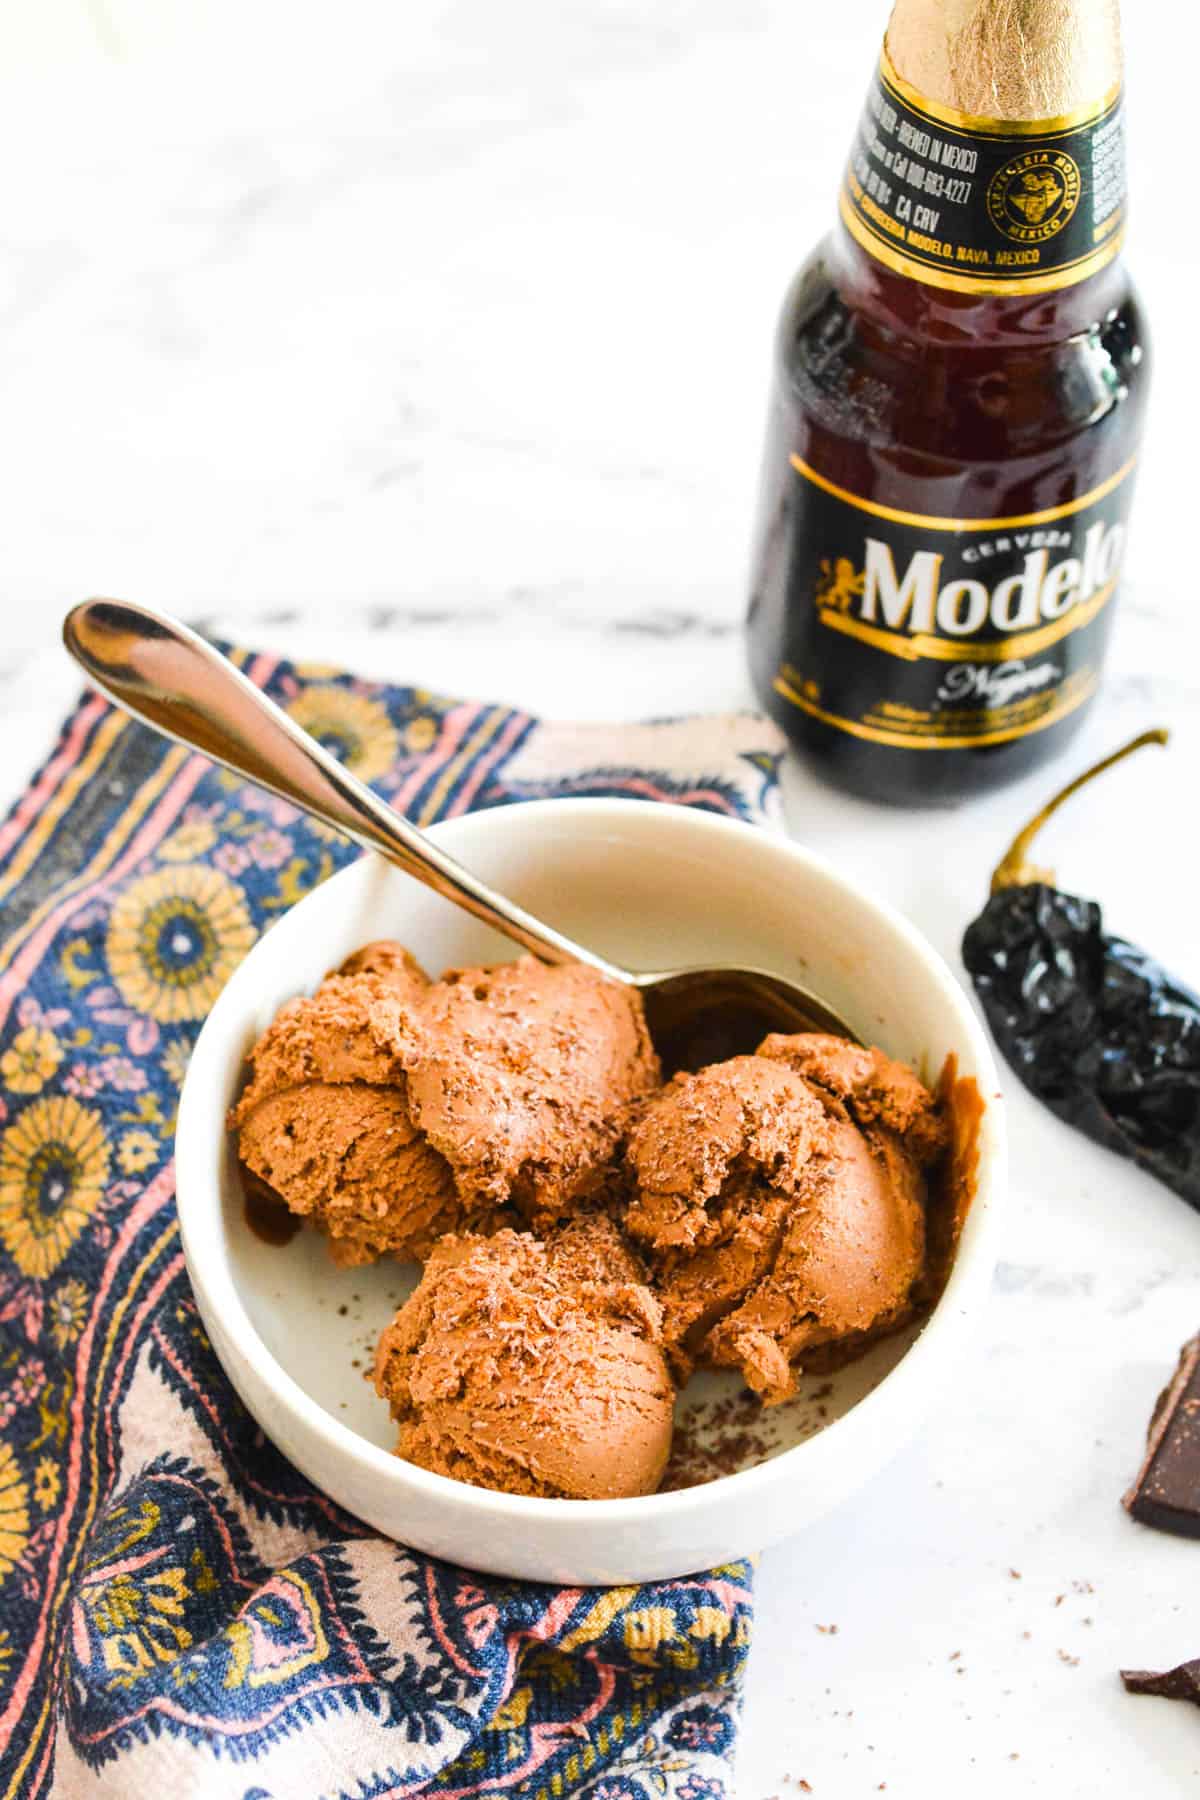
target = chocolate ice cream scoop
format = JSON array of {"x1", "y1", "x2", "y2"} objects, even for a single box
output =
[
  {"x1": 230, "y1": 942, "x2": 464, "y2": 1266},
  {"x1": 397, "y1": 957, "x2": 661, "y2": 1222},
  {"x1": 235, "y1": 943, "x2": 425, "y2": 1101},
  {"x1": 701, "y1": 1104, "x2": 928, "y2": 1403},
  {"x1": 374, "y1": 1216, "x2": 675, "y2": 1500},
  {"x1": 627, "y1": 1036, "x2": 945, "y2": 1403},
  {"x1": 757, "y1": 1032, "x2": 947, "y2": 1164},
  {"x1": 624, "y1": 1056, "x2": 825, "y2": 1251}
]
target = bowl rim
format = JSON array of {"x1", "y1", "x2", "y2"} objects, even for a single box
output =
[{"x1": 176, "y1": 795, "x2": 1005, "y2": 1528}]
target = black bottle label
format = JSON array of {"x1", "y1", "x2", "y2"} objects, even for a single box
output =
[
  {"x1": 842, "y1": 55, "x2": 1125, "y2": 294},
  {"x1": 769, "y1": 457, "x2": 1137, "y2": 751}
]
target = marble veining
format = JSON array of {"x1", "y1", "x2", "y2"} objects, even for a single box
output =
[{"x1": 0, "y1": 1, "x2": 1198, "y2": 1792}]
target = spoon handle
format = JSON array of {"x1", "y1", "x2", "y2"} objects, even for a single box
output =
[{"x1": 62, "y1": 599, "x2": 627, "y2": 980}]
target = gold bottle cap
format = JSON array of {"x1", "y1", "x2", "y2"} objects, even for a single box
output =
[{"x1": 884, "y1": 0, "x2": 1122, "y2": 123}]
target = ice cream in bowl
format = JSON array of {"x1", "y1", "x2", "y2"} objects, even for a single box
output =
[
  {"x1": 176, "y1": 797, "x2": 1003, "y2": 1584},
  {"x1": 61, "y1": 601, "x2": 1004, "y2": 1583}
]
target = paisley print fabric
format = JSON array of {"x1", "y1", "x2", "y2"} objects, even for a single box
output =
[{"x1": 0, "y1": 648, "x2": 782, "y2": 1798}]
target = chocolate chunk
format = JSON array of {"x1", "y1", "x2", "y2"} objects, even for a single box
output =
[
  {"x1": 1123, "y1": 1334, "x2": 1200, "y2": 1537},
  {"x1": 1122, "y1": 1660, "x2": 1200, "y2": 1705}
]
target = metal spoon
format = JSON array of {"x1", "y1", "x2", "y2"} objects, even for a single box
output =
[{"x1": 62, "y1": 599, "x2": 849, "y2": 1072}]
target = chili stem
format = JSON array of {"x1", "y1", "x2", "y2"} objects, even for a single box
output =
[{"x1": 991, "y1": 728, "x2": 1170, "y2": 893}]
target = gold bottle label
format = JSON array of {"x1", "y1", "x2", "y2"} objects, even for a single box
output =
[
  {"x1": 841, "y1": 54, "x2": 1126, "y2": 296},
  {"x1": 771, "y1": 456, "x2": 1138, "y2": 750}
]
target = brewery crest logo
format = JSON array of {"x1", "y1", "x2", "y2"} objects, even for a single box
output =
[{"x1": 987, "y1": 149, "x2": 1082, "y2": 244}]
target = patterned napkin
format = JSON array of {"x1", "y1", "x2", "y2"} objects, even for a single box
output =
[{"x1": 0, "y1": 647, "x2": 785, "y2": 1800}]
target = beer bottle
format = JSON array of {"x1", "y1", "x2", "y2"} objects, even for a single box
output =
[{"x1": 747, "y1": 0, "x2": 1147, "y2": 805}]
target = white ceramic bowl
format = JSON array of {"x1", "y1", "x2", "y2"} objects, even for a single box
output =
[{"x1": 176, "y1": 798, "x2": 1004, "y2": 1585}]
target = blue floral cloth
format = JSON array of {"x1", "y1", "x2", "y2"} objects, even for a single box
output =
[{"x1": 0, "y1": 647, "x2": 784, "y2": 1799}]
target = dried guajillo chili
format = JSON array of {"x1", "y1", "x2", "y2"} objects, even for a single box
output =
[{"x1": 962, "y1": 729, "x2": 1200, "y2": 1210}]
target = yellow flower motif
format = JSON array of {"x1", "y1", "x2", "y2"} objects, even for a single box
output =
[
  {"x1": 117, "y1": 1129, "x2": 158, "y2": 1175},
  {"x1": 0, "y1": 1443, "x2": 30, "y2": 1581},
  {"x1": 161, "y1": 1039, "x2": 192, "y2": 1089},
  {"x1": 0, "y1": 1026, "x2": 64, "y2": 1096},
  {"x1": 404, "y1": 715, "x2": 438, "y2": 754},
  {"x1": 285, "y1": 685, "x2": 399, "y2": 783},
  {"x1": 0, "y1": 1096, "x2": 110, "y2": 1279},
  {"x1": 89, "y1": 1572, "x2": 142, "y2": 1633},
  {"x1": 106, "y1": 865, "x2": 256, "y2": 1025},
  {"x1": 49, "y1": 1277, "x2": 89, "y2": 1350},
  {"x1": 84, "y1": 1566, "x2": 193, "y2": 1686},
  {"x1": 33, "y1": 1456, "x2": 59, "y2": 1512},
  {"x1": 157, "y1": 819, "x2": 217, "y2": 863}
]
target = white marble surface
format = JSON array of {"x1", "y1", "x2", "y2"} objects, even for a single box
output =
[{"x1": 2, "y1": 2, "x2": 1200, "y2": 1794}]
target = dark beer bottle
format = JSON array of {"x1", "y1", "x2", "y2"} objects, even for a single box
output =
[{"x1": 747, "y1": 0, "x2": 1148, "y2": 805}]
